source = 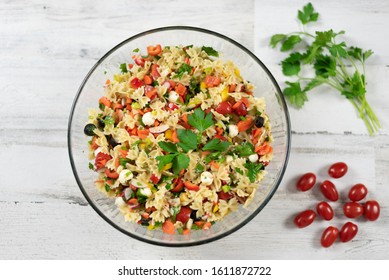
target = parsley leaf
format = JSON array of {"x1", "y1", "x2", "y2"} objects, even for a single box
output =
[
  {"x1": 173, "y1": 154, "x2": 190, "y2": 175},
  {"x1": 119, "y1": 158, "x2": 131, "y2": 167},
  {"x1": 234, "y1": 142, "x2": 255, "y2": 157},
  {"x1": 270, "y1": 34, "x2": 287, "y2": 48},
  {"x1": 205, "y1": 153, "x2": 225, "y2": 164},
  {"x1": 235, "y1": 167, "x2": 244, "y2": 175},
  {"x1": 158, "y1": 142, "x2": 178, "y2": 153},
  {"x1": 156, "y1": 154, "x2": 176, "y2": 171},
  {"x1": 341, "y1": 72, "x2": 366, "y2": 99},
  {"x1": 314, "y1": 30, "x2": 335, "y2": 47},
  {"x1": 201, "y1": 46, "x2": 219, "y2": 57},
  {"x1": 120, "y1": 63, "x2": 128, "y2": 73},
  {"x1": 301, "y1": 44, "x2": 322, "y2": 64},
  {"x1": 88, "y1": 162, "x2": 94, "y2": 170},
  {"x1": 282, "y1": 52, "x2": 302, "y2": 76},
  {"x1": 281, "y1": 35, "x2": 302, "y2": 52},
  {"x1": 195, "y1": 163, "x2": 204, "y2": 173},
  {"x1": 244, "y1": 162, "x2": 264, "y2": 183},
  {"x1": 202, "y1": 138, "x2": 231, "y2": 151},
  {"x1": 298, "y1": 2, "x2": 319, "y2": 24},
  {"x1": 314, "y1": 54, "x2": 337, "y2": 78},
  {"x1": 348, "y1": 47, "x2": 373, "y2": 62},
  {"x1": 174, "y1": 63, "x2": 192, "y2": 79},
  {"x1": 188, "y1": 108, "x2": 213, "y2": 134},
  {"x1": 177, "y1": 129, "x2": 198, "y2": 152},
  {"x1": 133, "y1": 48, "x2": 139, "y2": 52},
  {"x1": 283, "y1": 81, "x2": 308, "y2": 109},
  {"x1": 329, "y1": 42, "x2": 347, "y2": 58}
]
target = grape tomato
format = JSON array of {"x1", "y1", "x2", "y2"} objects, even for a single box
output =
[
  {"x1": 348, "y1": 183, "x2": 368, "y2": 201},
  {"x1": 343, "y1": 202, "x2": 364, "y2": 218},
  {"x1": 328, "y1": 162, "x2": 348, "y2": 178},
  {"x1": 364, "y1": 200, "x2": 380, "y2": 221},
  {"x1": 320, "y1": 180, "x2": 339, "y2": 201},
  {"x1": 321, "y1": 226, "x2": 339, "y2": 248},
  {"x1": 296, "y1": 172, "x2": 316, "y2": 192},
  {"x1": 316, "y1": 201, "x2": 334, "y2": 221},
  {"x1": 340, "y1": 222, "x2": 358, "y2": 243},
  {"x1": 294, "y1": 210, "x2": 316, "y2": 228}
]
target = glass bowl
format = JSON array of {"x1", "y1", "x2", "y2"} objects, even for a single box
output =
[{"x1": 68, "y1": 26, "x2": 291, "y2": 246}]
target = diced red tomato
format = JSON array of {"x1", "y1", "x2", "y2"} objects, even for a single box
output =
[
  {"x1": 255, "y1": 143, "x2": 273, "y2": 156},
  {"x1": 130, "y1": 77, "x2": 144, "y2": 89},
  {"x1": 232, "y1": 101, "x2": 247, "y2": 116},
  {"x1": 150, "y1": 174, "x2": 160, "y2": 185},
  {"x1": 144, "y1": 85, "x2": 157, "y2": 100},
  {"x1": 184, "y1": 181, "x2": 200, "y2": 191},
  {"x1": 95, "y1": 152, "x2": 112, "y2": 170},
  {"x1": 237, "y1": 117, "x2": 254, "y2": 132},
  {"x1": 241, "y1": 97, "x2": 250, "y2": 108},
  {"x1": 134, "y1": 57, "x2": 145, "y2": 67},
  {"x1": 151, "y1": 64, "x2": 160, "y2": 78},
  {"x1": 91, "y1": 137, "x2": 99, "y2": 150},
  {"x1": 171, "y1": 178, "x2": 184, "y2": 193},
  {"x1": 218, "y1": 191, "x2": 233, "y2": 200},
  {"x1": 105, "y1": 168, "x2": 119, "y2": 179},
  {"x1": 176, "y1": 206, "x2": 192, "y2": 224},
  {"x1": 204, "y1": 75, "x2": 221, "y2": 87},
  {"x1": 99, "y1": 97, "x2": 111, "y2": 108},
  {"x1": 215, "y1": 101, "x2": 233, "y2": 115}
]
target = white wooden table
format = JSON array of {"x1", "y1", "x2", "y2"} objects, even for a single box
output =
[{"x1": 1, "y1": 0, "x2": 388, "y2": 259}]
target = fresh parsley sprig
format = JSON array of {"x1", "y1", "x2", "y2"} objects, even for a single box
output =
[
  {"x1": 201, "y1": 46, "x2": 219, "y2": 57},
  {"x1": 270, "y1": 2, "x2": 381, "y2": 135},
  {"x1": 156, "y1": 142, "x2": 189, "y2": 175},
  {"x1": 244, "y1": 161, "x2": 264, "y2": 183},
  {"x1": 156, "y1": 108, "x2": 231, "y2": 173},
  {"x1": 173, "y1": 63, "x2": 192, "y2": 79}
]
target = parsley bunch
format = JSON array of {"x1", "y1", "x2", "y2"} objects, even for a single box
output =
[
  {"x1": 156, "y1": 108, "x2": 231, "y2": 174},
  {"x1": 270, "y1": 3, "x2": 381, "y2": 135}
]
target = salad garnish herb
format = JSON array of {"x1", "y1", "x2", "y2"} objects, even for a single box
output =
[{"x1": 270, "y1": 2, "x2": 381, "y2": 135}]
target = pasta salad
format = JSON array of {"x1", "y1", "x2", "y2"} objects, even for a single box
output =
[{"x1": 84, "y1": 44, "x2": 273, "y2": 235}]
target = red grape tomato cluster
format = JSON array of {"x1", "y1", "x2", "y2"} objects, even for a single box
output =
[{"x1": 294, "y1": 162, "x2": 380, "y2": 248}]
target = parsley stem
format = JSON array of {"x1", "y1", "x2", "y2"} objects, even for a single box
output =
[
  {"x1": 314, "y1": 77, "x2": 343, "y2": 92},
  {"x1": 336, "y1": 56, "x2": 351, "y2": 81},
  {"x1": 350, "y1": 99, "x2": 372, "y2": 134},
  {"x1": 289, "y1": 31, "x2": 315, "y2": 39},
  {"x1": 357, "y1": 96, "x2": 381, "y2": 130},
  {"x1": 335, "y1": 69, "x2": 348, "y2": 82}
]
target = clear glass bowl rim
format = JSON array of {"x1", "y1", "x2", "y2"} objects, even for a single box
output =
[{"x1": 67, "y1": 25, "x2": 291, "y2": 247}]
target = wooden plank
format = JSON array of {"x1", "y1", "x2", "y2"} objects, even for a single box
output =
[{"x1": 1, "y1": 133, "x2": 387, "y2": 259}]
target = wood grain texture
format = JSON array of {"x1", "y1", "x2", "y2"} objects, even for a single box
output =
[{"x1": 1, "y1": 0, "x2": 388, "y2": 259}]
